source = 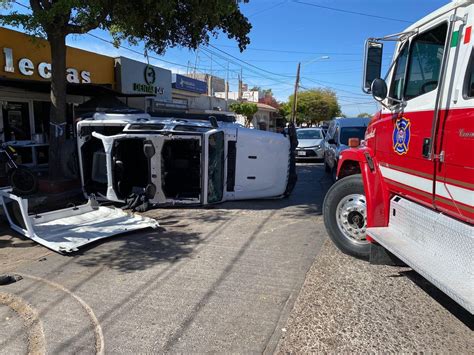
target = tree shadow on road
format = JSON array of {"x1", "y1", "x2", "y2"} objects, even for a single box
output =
[
  {"x1": 75, "y1": 228, "x2": 202, "y2": 273},
  {"x1": 210, "y1": 164, "x2": 333, "y2": 219}
]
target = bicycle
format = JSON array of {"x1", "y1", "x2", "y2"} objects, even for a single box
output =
[{"x1": 0, "y1": 143, "x2": 38, "y2": 196}]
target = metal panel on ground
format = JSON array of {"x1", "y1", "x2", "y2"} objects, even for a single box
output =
[{"x1": 0, "y1": 189, "x2": 159, "y2": 253}]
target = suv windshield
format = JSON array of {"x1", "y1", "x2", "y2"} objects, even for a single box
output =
[
  {"x1": 340, "y1": 127, "x2": 367, "y2": 145},
  {"x1": 297, "y1": 129, "x2": 322, "y2": 139}
]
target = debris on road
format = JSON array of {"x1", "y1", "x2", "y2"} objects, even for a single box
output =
[{"x1": 0, "y1": 189, "x2": 159, "y2": 253}]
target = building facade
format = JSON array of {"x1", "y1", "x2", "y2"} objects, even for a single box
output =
[{"x1": 0, "y1": 27, "x2": 115, "y2": 142}]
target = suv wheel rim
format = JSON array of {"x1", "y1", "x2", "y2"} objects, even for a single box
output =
[{"x1": 335, "y1": 194, "x2": 367, "y2": 245}]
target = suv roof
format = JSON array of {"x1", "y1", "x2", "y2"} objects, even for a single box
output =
[{"x1": 332, "y1": 117, "x2": 371, "y2": 127}]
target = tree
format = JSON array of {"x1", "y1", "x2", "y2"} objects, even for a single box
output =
[
  {"x1": 258, "y1": 88, "x2": 279, "y2": 109},
  {"x1": 357, "y1": 112, "x2": 372, "y2": 118},
  {"x1": 0, "y1": 0, "x2": 251, "y2": 180},
  {"x1": 278, "y1": 102, "x2": 291, "y2": 120},
  {"x1": 287, "y1": 88, "x2": 341, "y2": 126},
  {"x1": 229, "y1": 102, "x2": 258, "y2": 128}
]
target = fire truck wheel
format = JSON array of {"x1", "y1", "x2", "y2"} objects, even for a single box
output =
[{"x1": 323, "y1": 174, "x2": 369, "y2": 260}]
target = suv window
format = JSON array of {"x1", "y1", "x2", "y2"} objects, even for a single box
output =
[
  {"x1": 405, "y1": 23, "x2": 448, "y2": 100},
  {"x1": 340, "y1": 127, "x2": 367, "y2": 145},
  {"x1": 326, "y1": 122, "x2": 335, "y2": 139},
  {"x1": 389, "y1": 44, "x2": 409, "y2": 101},
  {"x1": 334, "y1": 126, "x2": 340, "y2": 143}
]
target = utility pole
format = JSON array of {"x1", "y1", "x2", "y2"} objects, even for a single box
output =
[
  {"x1": 238, "y1": 67, "x2": 243, "y2": 101},
  {"x1": 193, "y1": 47, "x2": 200, "y2": 78},
  {"x1": 291, "y1": 62, "x2": 301, "y2": 125}
]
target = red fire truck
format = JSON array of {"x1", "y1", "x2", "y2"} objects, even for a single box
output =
[{"x1": 323, "y1": 0, "x2": 473, "y2": 314}]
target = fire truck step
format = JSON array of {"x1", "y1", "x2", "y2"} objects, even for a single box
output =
[{"x1": 367, "y1": 196, "x2": 474, "y2": 314}]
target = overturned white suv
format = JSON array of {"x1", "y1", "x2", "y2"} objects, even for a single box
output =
[
  {"x1": 77, "y1": 111, "x2": 297, "y2": 207},
  {"x1": 0, "y1": 111, "x2": 296, "y2": 253}
]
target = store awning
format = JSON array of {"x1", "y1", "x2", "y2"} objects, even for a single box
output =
[{"x1": 0, "y1": 77, "x2": 147, "y2": 98}]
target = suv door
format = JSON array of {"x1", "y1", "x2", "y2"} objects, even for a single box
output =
[{"x1": 378, "y1": 15, "x2": 451, "y2": 209}]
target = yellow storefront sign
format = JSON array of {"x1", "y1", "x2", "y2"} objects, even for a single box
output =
[{"x1": 0, "y1": 27, "x2": 115, "y2": 85}]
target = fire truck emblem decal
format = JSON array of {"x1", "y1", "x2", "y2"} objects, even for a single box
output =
[{"x1": 393, "y1": 117, "x2": 411, "y2": 155}]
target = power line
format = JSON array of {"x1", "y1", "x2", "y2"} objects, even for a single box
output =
[
  {"x1": 302, "y1": 77, "x2": 368, "y2": 97},
  {"x1": 210, "y1": 43, "x2": 393, "y2": 57},
  {"x1": 208, "y1": 44, "x2": 295, "y2": 78},
  {"x1": 292, "y1": 0, "x2": 412, "y2": 23},
  {"x1": 247, "y1": 0, "x2": 287, "y2": 18},
  {"x1": 303, "y1": 77, "x2": 360, "y2": 88},
  {"x1": 201, "y1": 47, "x2": 298, "y2": 88}
]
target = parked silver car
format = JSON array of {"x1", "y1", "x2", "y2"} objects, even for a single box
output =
[{"x1": 295, "y1": 128, "x2": 325, "y2": 160}]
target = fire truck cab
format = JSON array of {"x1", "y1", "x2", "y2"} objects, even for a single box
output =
[{"x1": 323, "y1": 0, "x2": 474, "y2": 314}]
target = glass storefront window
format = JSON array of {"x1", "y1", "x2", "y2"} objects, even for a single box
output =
[
  {"x1": 2, "y1": 101, "x2": 31, "y2": 141},
  {"x1": 33, "y1": 101, "x2": 50, "y2": 136}
]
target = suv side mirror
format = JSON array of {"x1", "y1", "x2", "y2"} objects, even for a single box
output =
[
  {"x1": 327, "y1": 138, "x2": 336, "y2": 145},
  {"x1": 371, "y1": 78, "x2": 388, "y2": 101},
  {"x1": 363, "y1": 40, "x2": 383, "y2": 93}
]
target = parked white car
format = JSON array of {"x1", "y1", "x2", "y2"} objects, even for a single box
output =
[
  {"x1": 77, "y1": 111, "x2": 297, "y2": 206},
  {"x1": 295, "y1": 128, "x2": 325, "y2": 160}
]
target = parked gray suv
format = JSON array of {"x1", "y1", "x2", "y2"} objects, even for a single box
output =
[{"x1": 323, "y1": 117, "x2": 371, "y2": 180}]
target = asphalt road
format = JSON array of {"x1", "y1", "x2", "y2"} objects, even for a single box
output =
[
  {"x1": 0, "y1": 163, "x2": 330, "y2": 354},
  {"x1": 1, "y1": 163, "x2": 472, "y2": 354}
]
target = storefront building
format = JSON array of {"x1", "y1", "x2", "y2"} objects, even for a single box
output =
[
  {"x1": 171, "y1": 73, "x2": 207, "y2": 110},
  {"x1": 114, "y1": 56, "x2": 172, "y2": 112},
  {"x1": 0, "y1": 27, "x2": 115, "y2": 143}
]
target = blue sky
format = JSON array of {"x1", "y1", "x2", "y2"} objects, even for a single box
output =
[{"x1": 4, "y1": 0, "x2": 449, "y2": 116}]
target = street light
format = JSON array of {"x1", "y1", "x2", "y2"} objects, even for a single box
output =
[
  {"x1": 303, "y1": 55, "x2": 330, "y2": 66},
  {"x1": 291, "y1": 56, "x2": 330, "y2": 124}
]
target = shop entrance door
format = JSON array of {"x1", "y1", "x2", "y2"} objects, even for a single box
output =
[{"x1": 2, "y1": 101, "x2": 31, "y2": 141}]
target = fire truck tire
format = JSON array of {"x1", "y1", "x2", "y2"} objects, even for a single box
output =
[{"x1": 323, "y1": 174, "x2": 370, "y2": 260}]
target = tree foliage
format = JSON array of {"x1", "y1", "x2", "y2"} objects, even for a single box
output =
[
  {"x1": 229, "y1": 102, "x2": 258, "y2": 127},
  {"x1": 286, "y1": 88, "x2": 341, "y2": 126},
  {"x1": 357, "y1": 112, "x2": 372, "y2": 118},
  {"x1": 0, "y1": 1, "x2": 252, "y2": 51},
  {"x1": 0, "y1": 0, "x2": 252, "y2": 180},
  {"x1": 278, "y1": 102, "x2": 291, "y2": 119}
]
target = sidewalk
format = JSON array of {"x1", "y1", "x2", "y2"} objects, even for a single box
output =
[{"x1": 276, "y1": 240, "x2": 473, "y2": 353}]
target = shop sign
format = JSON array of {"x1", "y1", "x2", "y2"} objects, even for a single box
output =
[
  {"x1": 2, "y1": 47, "x2": 91, "y2": 83},
  {"x1": 172, "y1": 74, "x2": 207, "y2": 94},
  {"x1": 115, "y1": 57, "x2": 172, "y2": 101}
]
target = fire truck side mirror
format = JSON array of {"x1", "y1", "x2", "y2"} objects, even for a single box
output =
[
  {"x1": 363, "y1": 40, "x2": 383, "y2": 93},
  {"x1": 371, "y1": 78, "x2": 388, "y2": 102}
]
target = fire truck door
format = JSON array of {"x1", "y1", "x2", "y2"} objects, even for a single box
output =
[
  {"x1": 435, "y1": 10, "x2": 474, "y2": 223},
  {"x1": 379, "y1": 15, "x2": 451, "y2": 209}
]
